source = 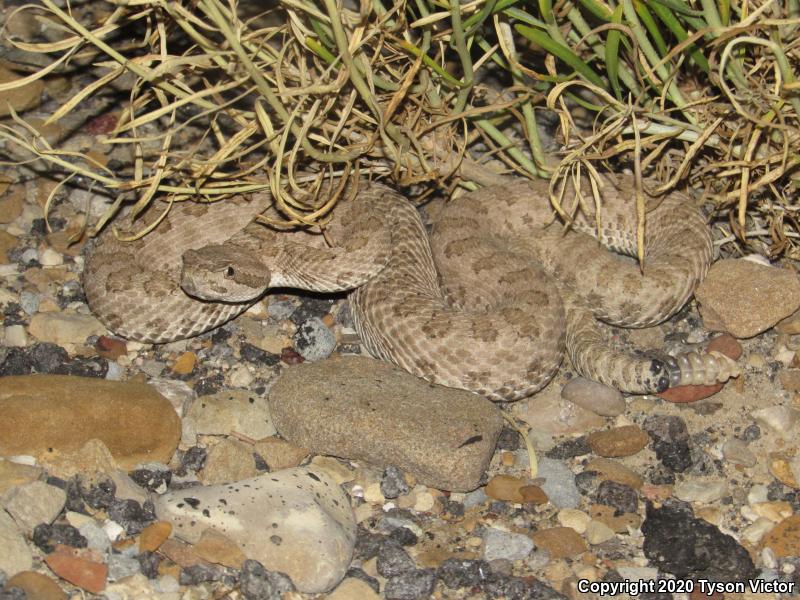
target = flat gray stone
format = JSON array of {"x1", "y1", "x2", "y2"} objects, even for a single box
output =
[
  {"x1": 1, "y1": 480, "x2": 66, "y2": 533},
  {"x1": 0, "y1": 509, "x2": 32, "y2": 576},
  {"x1": 155, "y1": 467, "x2": 355, "y2": 593},
  {"x1": 185, "y1": 389, "x2": 276, "y2": 443},
  {"x1": 268, "y1": 355, "x2": 503, "y2": 492},
  {"x1": 483, "y1": 527, "x2": 534, "y2": 561},
  {"x1": 561, "y1": 377, "x2": 625, "y2": 417}
]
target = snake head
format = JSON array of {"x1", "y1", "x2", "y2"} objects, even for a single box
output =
[{"x1": 181, "y1": 245, "x2": 270, "y2": 302}]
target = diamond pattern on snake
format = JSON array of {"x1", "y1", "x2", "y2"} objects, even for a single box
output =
[{"x1": 83, "y1": 175, "x2": 738, "y2": 401}]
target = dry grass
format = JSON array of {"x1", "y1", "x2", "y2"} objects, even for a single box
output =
[{"x1": 0, "y1": 0, "x2": 797, "y2": 257}]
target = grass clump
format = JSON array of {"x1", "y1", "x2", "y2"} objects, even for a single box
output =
[{"x1": 0, "y1": 0, "x2": 797, "y2": 257}]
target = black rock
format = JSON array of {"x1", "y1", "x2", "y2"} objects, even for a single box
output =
[
  {"x1": 740, "y1": 423, "x2": 761, "y2": 441},
  {"x1": 108, "y1": 499, "x2": 157, "y2": 535},
  {"x1": 388, "y1": 526, "x2": 418, "y2": 547},
  {"x1": 344, "y1": 567, "x2": 380, "y2": 592},
  {"x1": 129, "y1": 468, "x2": 172, "y2": 492},
  {"x1": 138, "y1": 551, "x2": 160, "y2": 579},
  {"x1": 643, "y1": 415, "x2": 692, "y2": 472},
  {"x1": 27, "y1": 343, "x2": 70, "y2": 373},
  {"x1": 595, "y1": 480, "x2": 638, "y2": 515},
  {"x1": 180, "y1": 446, "x2": 208, "y2": 473},
  {"x1": 239, "y1": 560, "x2": 295, "y2": 600},
  {"x1": 180, "y1": 564, "x2": 223, "y2": 585},
  {"x1": 76, "y1": 473, "x2": 116, "y2": 509},
  {"x1": 53, "y1": 356, "x2": 107, "y2": 378},
  {"x1": 32, "y1": 523, "x2": 88, "y2": 553},
  {"x1": 194, "y1": 373, "x2": 224, "y2": 396},
  {"x1": 381, "y1": 466, "x2": 410, "y2": 499},
  {"x1": 442, "y1": 499, "x2": 465, "y2": 518},
  {"x1": 377, "y1": 542, "x2": 416, "y2": 577},
  {"x1": 437, "y1": 558, "x2": 491, "y2": 588},
  {"x1": 384, "y1": 569, "x2": 437, "y2": 600},
  {"x1": 354, "y1": 528, "x2": 387, "y2": 561},
  {"x1": 647, "y1": 464, "x2": 676, "y2": 486},
  {"x1": 0, "y1": 348, "x2": 30, "y2": 376},
  {"x1": 496, "y1": 427, "x2": 521, "y2": 451},
  {"x1": 574, "y1": 470, "x2": 599, "y2": 495},
  {"x1": 545, "y1": 436, "x2": 591, "y2": 459},
  {"x1": 289, "y1": 296, "x2": 336, "y2": 325},
  {"x1": 641, "y1": 501, "x2": 757, "y2": 582},
  {"x1": 482, "y1": 573, "x2": 567, "y2": 600},
  {"x1": 240, "y1": 342, "x2": 281, "y2": 366}
]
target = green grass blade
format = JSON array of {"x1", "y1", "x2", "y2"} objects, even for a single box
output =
[
  {"x1": 635, "y1": 1, "x2": 668, "y2": 57},
  {"x1": 647, "y1": 0, "x2": 710, "y2": 72},
  {"x1": 606, "y1": 4, "x2": 625, "y2": 100},
  {"x1": 515, "y1": 24, "x2": 605, "y2": 87}
]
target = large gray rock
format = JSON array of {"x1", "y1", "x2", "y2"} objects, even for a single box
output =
[
  {"x1": 696, "y1": 259, "x2": 800, "y2": 338},
  {"x1": 0, "y1": 509, "x2": 32, "y2": 576},
  {"x1": 155, "y1": 467, "x2": 355, "y2": 593},
  {"x1": 268, "y1": 355, "x2": 503, "y2": 491}
]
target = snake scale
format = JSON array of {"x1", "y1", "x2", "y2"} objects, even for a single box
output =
[{"x1": 83, "y1": 175, "x2": 737, "y2": 401}]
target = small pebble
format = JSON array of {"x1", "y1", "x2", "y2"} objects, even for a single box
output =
[
  {"x1": 722, "y1": 439, "x2": 757, "y2": 467},
  {"x1": 482, "y1": 527, "x2": 534, "y2": 562},
  {"x1": 585, "y1": 520, "x2": 616, "y2": 545},
  {"x1": 381, "y1": 466, "x2": 410, "y2": 499},
  {"x1": 561, "y1": 377, "x2": 625, "y2": 416},
  {"x1": 292, "y1": 317, "x2": 336, "y2": 361},
  {"x1": 556, "y1": 509, "x2": 590, "y2": 534}
]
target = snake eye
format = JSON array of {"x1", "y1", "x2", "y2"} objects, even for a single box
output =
[{"x1": 225, "y1": 266, "x2": 235, "y2": 278}]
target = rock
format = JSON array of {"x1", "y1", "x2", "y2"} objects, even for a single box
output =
[
  {"x1": 238, "y1": 559, "x2": 295, "y2": 599},
  {"x1": 41, "y1": 439, "x2": 119, "y2": 480},
  {"x1": 4, "y1": 571, "x2": 66, "y2": 600},
  {"x1": 269, "y1": 355, "x2": 503, "y2": 492},
  {"x1": 537, "y1": 458, "x2": 580, "y2": 509},
  {"x1": 556, "y1": 509, "x2": 590, "y2": 534},
  {"x1": 482, "y1": 527, "x2": 534, "y2": 561},
  {"x1": 531, "y1": 527, "x2": 587, "y2": 559},
  {"x1": 0, "y1": 509, "x2": 32, "y2": 577},
  {"x1": 588, "y1": 504, "x2": 641, "y2": 533},
  {"x1": 1, "y1": 480, "x2": 66, "y2": 533},
  {"x1": 643, "y1": 415, "x2": 692, "y2": 473},
  {"x1": 752, "y1": 405, "x2": 800, "y2": 437},
  {"x1": 383, "y1": 569, "x2": 436, "y2": 600},
  {"x1": 769, "y1": 453, "x2": 800, "y2": 488},
  {"x1": 642, "y1": 502, "x2": 756, "y2": 581},
  {"x1": 658, "y1": 382, "x2": 724, "y2": 403},
  {"x1": 43, "y1": 546, "x2": 108, "y2": 594},
  {"x1": 706, "y1": 333, "x2": 743, "y2": 360},
  {"x1": 512, "y1": 383, "x2": 605, "y2": 435},
  {"x1": 327, "y1": 577, "x2": 382, "y2": 600},
  {"x1": 695, "y1": 259, "x2": 800, "y2": 338},
  {"x1": 584, "y1": 458, "x2": 643, "y2": 489},
  {"x1": 485, "y1": 475, "x2": 528, "y2": 504},
  {"x1": 721, "y1": 439, "x2": 757, "y2": 467},
  {"x1": 200, "y1": 438, "x2": 258, "y2": 485},
  {"x1": 185, "y1": 389, "x2": 276, "y2": 442},
  {"x1": 293, "y1": 317, "x2": 336, "y2": 361},
  {"x1": 170, "y1": 351, "x2": 196, "y2": 375},
  {"x1": 155, "y1": 467, "x2": 356, "y2": 593},
  {"x1": 107, "y1": 554, "x2": 141, "y2": 582},
  {"x1": 585, "y1": 520, "x2": 615, "y2": 545},
  {"x1": 0, "y1": 460, "x2": 42, "y2": 495},
  {"x1": 0, "y1": 63, "x2": 44, "y2": 117},
  {"x1": 28, "y1": 312, "x2": 106, "y2": 346},
  {"x1": 138, "y1": 521, "x2": 172, "y2": 553},
  {"x1": 193, "y1": 528, "x2": 246, "y2": 569},
  {"x1": 252, "y1": 437, "x2": 309, "y2": 471},
  {"x1": 595, "y1": 480, "x2": 638, "y2": 514},
  {"x1": 561, "y1": 377, "x2": 625, "y2": 416},
  {"x1": 674, "y1": 477, "x2": 729, "y2": 504},
  {"x1": 0, "y1": 375, "x2": 180, "y2": 469},
  {"x1": 377, "y1": 543, "x2": 415, "y2": 577},
  {"x1": 761, "y1": 514, "x2": 800, "y2": 558},
  {"x1": 587, "y1": 425, "x2": 649, "y2": 457}
]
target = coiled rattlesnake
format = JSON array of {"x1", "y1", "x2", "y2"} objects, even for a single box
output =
[{"x1": 83, "y1": 175, "x2": 738, "y2": 401}]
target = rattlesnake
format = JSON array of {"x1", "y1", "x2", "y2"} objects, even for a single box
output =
[{"x1": 83, "y1": 175, "x2": 737, "y2": 401}]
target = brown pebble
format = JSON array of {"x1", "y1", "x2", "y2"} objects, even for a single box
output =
[
  {"x1": 193, "y1": 528, "x2": 246, "y2": 569},
  {"x1": 253, "y1": 437, "x2": 310, "y2": 471},
  {"x1": 658, "y1": 382, "x2": 724, "y2": 403},
  {"x1": 770, "y1": 453, "x2": 800, "y2": 489},
  {"x1": 85, "y1": 113, "x2": 118, "y2": 135},
  {"x1": 778, "y1": 370, "x2": 800, "y2": 393},
  {"x1": 94, "y1": 336, "x2": 127, "y2": 360},
  {"x1": 485, "y1": 474, "x2": 526, "y2": 503},
  {"x1": 584, "y1": 458, "x2": 644, "y2": 489},
  {"x1": 519, "y1": 485, "x2": 548, "y2": 505},
  {"x1": 586, "y1": 425, "x2": 649, "y2": 457},
  {"x1": 44, "y1": 547, "x2": 107, "y2": 594},
  {"x1": 761, "y1": 514, "x2": 800, "y2": 558},
  {"x1": 706, "y1": 333, "x2": 743, "y2": 360},
  {"x1": 531, "y1": 527, "x2": 587, "y2": 559},
  {"x1": 500, "y1": 451, "x2": 515, "y2": 467},
  {"x1": 5, "y1": 571, "x2": 66, "y2": 600},
  {"x1": 138, "y1": 520, "x2": 172, "y2": 553},
  {"x1": 588, "y1": 504, "x2": 642, "y2": 533},
  {"x1": 171, "y1": 351, "x2": 197, "y2": 375},
  {"x1": 159, "y1": 538, "x2": 211, "y2": 568}
]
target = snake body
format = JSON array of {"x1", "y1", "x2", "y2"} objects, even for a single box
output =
[{"x1": 84, "y1": 176, "x2": 736, "y2": 401}]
